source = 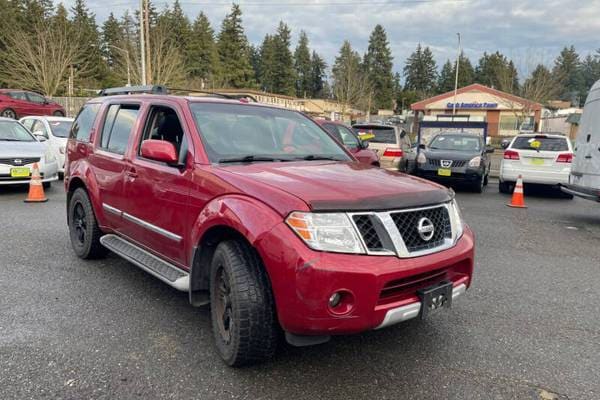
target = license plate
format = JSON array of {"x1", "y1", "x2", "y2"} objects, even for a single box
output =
[
  {"x1": 10, "y1": 167, "x2": 30, "y2": 178},
  {"x1": 437, "y1": 168, "x2": 451, "y2": 176},
  {"x1": 417, "y1": 281, "x2": 453, "y2": 319},
  {"x1": 531, "y1": 158, "x2": 545, "y2": 165}
]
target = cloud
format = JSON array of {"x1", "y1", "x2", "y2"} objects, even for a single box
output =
[{"x1": 58, "y1": 0, "x2": 600, "y2": 78}]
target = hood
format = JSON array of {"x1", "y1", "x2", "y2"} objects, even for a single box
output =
[
  {"x1": 214, "y1": 161, "x2": 452, "y2": 212},
  {"x1": 0, "y1": 141, "x2": 45, "y2": 158},
  {"x1": 423, "y1": 148, "x2": 479, "y2": 160}
]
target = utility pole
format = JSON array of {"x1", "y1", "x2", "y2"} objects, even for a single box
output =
[
  {"x1": 452, "y1": 32, "x2": 461, "y2": 116},
  {"x1": 109, "y1": 45, "x2": 131, "y2": 86},
  {"x1": 139, "y1": 0, "x2": 146, "y2": 85},
  {"x1": 144, "y1": 0, "x2": 151, "y2": 85}
]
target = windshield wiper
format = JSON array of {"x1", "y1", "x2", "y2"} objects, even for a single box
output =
[
  {"x1": 297, "y1": 155, "x2": 343, "y2": 161},
  {"x1": 218, "y1": 155, "x2": 287, "y2": 164},
  {"x1": 0, "y1": 138, "x2": 22, "y2": 141}
]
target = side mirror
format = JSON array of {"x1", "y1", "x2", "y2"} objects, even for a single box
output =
[
  {"x1": 418, "y1": 143, "x2": 426, "y2": 150},
  {"x1": 399, "y1": 130, "x2": 407, "y2": 139},
  {"x1": 360, "y1": 139, "x2": 369, "y2": 149},
  {"x1": 500, "y1": 139, "x2": 510, "y2": 149},
  {"x1": 485, "y1": 145, "x2": 495, "y2": 154},
  {"x1": 140, "y1": 139, "x2": 178, "y2": 164},
  {"x1": 33, "y1": 131, "x2": 47, "y2": 141}
]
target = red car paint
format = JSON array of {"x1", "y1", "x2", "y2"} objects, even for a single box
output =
[
  {"x1": 0, "y1": 89, "x2": 65, "y2": 119},
  {"x1": 315, "y1": 119, "x2": 380, "y2": 166},
  {"x1": 65, "y1": 94, "x2": 474, "y2": 336}
]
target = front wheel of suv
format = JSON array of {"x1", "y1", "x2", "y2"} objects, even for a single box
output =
[
  {"x1": 210, "y1": 240, "x2": 278, "y2": 367},
  {"x1": 471, "y1": 177, "x2": 484, "y2": 193},
  {"x1": 68, "y1": 188, "x2": 107, "y2": 259}
]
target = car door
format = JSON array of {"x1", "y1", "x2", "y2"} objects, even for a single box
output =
[
  {"x1": 26, "y1": 92, "x2": 48, "y2": 115},
  {"x1": 7, "y1": 91, "x2": 32, "y2": 117},
  {"x1": 120, "y1": 103, "x2": 192, "y2": 268},
  {"x1": 88, "y1": 102, "x2": 141, "y2": 230}
]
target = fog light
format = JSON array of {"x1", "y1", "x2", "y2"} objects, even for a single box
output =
[{"x1": 329, "y1": 292, "x2": 342, "y2": 307}]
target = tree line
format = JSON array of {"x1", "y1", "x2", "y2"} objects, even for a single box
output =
[{"x1": 0, "y1": 0, "x2": 599, "y2": 112}]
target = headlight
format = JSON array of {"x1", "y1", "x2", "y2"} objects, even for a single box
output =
[
  {"x1": 59, "y1": 146, "x2": 66, "y2": 154},
  {"x1": 468, "y1": 156, "x2": 481, "y2": 167},
  {"x1": 449, "y1": 199, "x2": 464, "y2": 241},
  {"x1": 44, "y1": 148, "x2": 56, "y2": 163},
  {"x1": 286, "y1": 212, "x2": 364, "y2": 254},
  {"x1": 417, "y1": 152, "x2": 427, "y2": 164}
]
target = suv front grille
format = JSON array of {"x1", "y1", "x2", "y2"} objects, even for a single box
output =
[
  {"x1": 350, "y1": 204, "x2": 455, "y2": 258},
  {"x1": 0, "y1": 157, "x2": 40, "y2": 166},
  {"x1": 390, "y1": 206, "x2": 452, "y2": 252},
  {"x1": 428, "y1": 159, "x2": 467, "y2": 168}
]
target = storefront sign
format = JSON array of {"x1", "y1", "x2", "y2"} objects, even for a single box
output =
[{"x1": 446, "y1": 102, "x2": 498, "y2": 109}]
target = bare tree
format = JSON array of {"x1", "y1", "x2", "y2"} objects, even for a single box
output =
[
  {"x1": 332, "y1": 56, "x2": 371, "y2": 119},
  {"x1": 0, "y1": 23, "x2": 88, "y2": 96}
]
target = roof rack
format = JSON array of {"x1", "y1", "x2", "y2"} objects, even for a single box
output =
[
  {"x1": 98, "y1": 85, "x2": 167, "y2": 96},
  {"x1": 168, "y1": 88, "x2": 258, "y2": 103}
]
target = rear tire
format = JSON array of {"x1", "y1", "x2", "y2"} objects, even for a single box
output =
[
  {"x1": 53, "y1": 110, "x2": 65, "y2": 117},
  {"x1": 483, "y1": 173, "x2": 489, "y2": 186},
  {"x1": 210, "y1": 240, "x2": 278, "y2": 367},
  {"x1": 499, "y1": 181, "x2": 511, "y2": 194},
  {"x1": 1, "y1": 108, "x2": 17, "y2": 119},
  {"x1": 68, "y1": 188, "x2": 107, "y2": 259}
]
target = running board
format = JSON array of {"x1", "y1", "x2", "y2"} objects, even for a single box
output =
[{"x1": 100, "y1": 234, "x2": 189, "y2": 291}]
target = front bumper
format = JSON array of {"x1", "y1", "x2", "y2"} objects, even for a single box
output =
[
  {"x1": 415, "y1": 165, "x2": 483, "y2": 184},
  {"x1": 257, "y1": 223, "x2": 474, "y2": 336},
  {"x1": 0, "y1": 160, "x2": 59, "y2": 185}
]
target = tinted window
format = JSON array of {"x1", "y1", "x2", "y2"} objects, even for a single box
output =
[
  {"x1": 101, "y1": 105, "x2": 139, "y2": 155},
  {"x1": 353, "y1": 126, "x2": 397, "y2": 144},
  {"x1": 429, "y1": 135, "x2": 481, "y2": 151},
  {"x1": 512, "y1": 136, "x2": 568, "y2": 151},
  {"x1": 8, "y1": 92, "x2": 27, "y2": 101},
  {"x1": 101, "y1": 105, "x2": 119, "y2": 148},
  {"x1": 27, "y1": 92, "x2": 45, "y2": 104},
  {"x1": 70, "y1": 103, "x2": 100, "y2": 141}
]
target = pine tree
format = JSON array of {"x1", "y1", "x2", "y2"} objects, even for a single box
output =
[
  {"x1": 310, "y1": 51, "x2": 327, "y2": 98},
  {"x1": 438, "y1": 53, "x2": 475, "y2": 94},
  {"x1": 188, "y1": 12, "x2": 219, "y2": 87},
  {"x1": 581, "y1": 50, "x2": 600, "y2": 100},
  {"x1": 71, "y1": 0, "x2": 107, "y2": 87},
  {"x1": 363, "y1": 24, "x2": 394, "y2": 110},
  {"x1": 552, "y1": 46, "x2": 585, "y2": 105},
  {"x1": 403, "y1": 43, "x2": 437, "y2": 99},
  {"x1": 437, "y1": 60, "x2": 455, "y2": 94},
  {"x1": 474, "y1": 51, "x2": 517, "y2": 92},
  {"x1": 102, "y1": 13, "x2": 122, "y2": 69},
  {"x1": 216, "y1": 4, "x2": 255, "y2": 88},
  {"x1": 258, "y1": 34, "x2": 276, "y2": 92},
  {"x1": 158, "y1": 0, "x2": 191, "y2": 67},
  {"x1": 270, "y1": 21, "x2": 296, "y2": 96},
  {"x1": 294, "y1": 31, "x2": 312, "y2": 98}
]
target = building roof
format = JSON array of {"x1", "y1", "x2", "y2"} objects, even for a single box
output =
[{"x1": 411, "y1": 83, "x2": 542, "y2": 111}]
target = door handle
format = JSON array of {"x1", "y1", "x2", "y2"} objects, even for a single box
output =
[{"x1": 126, "y1": 168, "x2": 138, "y2": 178}]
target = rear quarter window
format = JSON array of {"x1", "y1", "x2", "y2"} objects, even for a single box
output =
[
  {"x1": 354, "y1": 126, "x2": 397, "y2": 144},
  {"x1": 70, "y1": 103, "x2": 101, "y2": 142},
  {"x1": 512, "y1": 136, "x2": 569, "y2": 151}
]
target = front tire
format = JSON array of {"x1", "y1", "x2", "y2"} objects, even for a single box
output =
[
  {"x1": 471, "y1": 177, "x2": 484, "y2": 193},
  {"x1": 1, "y1": 108, "x2": 17, "y2": 119},
  {"x1": 68, "y1": 188, "x2": 107, "y2": 259},
  {"x1": 210, "y1": 240, "x2": 278, "y2": 367},
  {"x1": 53, "y1": 110, "x2": 65, "y2": 117}
]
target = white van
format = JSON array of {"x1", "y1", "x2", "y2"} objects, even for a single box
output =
[{"x1": 562, "y1": 79, "x2": 600, "y2": 202}]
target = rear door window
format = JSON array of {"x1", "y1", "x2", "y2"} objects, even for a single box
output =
[
  {"x1": 354, "y1": 126, "x2": 397, "y2": 144},
  {"x1": 70, "y1": 103, "x2": 101, "y2": 142},
  {"x1": 512, "y1": 136, "x2": 568, "y2": 151},
  {"x1": 99, "y1": 105, "x2": 139, "y2": 155}
]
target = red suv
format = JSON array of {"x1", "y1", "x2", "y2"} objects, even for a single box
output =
[
  {"x1": 0, "y1": 89, "x2": 65, "y2": 119},
  {"x1": 65, "y1": 86, "x2": 474, "y2": 366},
  {"x1": 315, "y1": 119, "x2": 380, "y2": 166}
]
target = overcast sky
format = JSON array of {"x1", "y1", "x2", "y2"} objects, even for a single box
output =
[{"x1": 59, "y1": 0, "x2": 600, "y2": 78}]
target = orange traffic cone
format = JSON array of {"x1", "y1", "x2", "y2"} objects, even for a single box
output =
[
  {"x1": 24, "y1": 163, "x2": 48, "y2": 203},
  {"x1": 507, "y1": 174, "x2": 526, "y2": 208}
]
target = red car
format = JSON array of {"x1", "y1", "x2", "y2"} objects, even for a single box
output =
[
  {"x1": 65, "y1": 86, "x2": 474, "y2": 366},
  {"x1": 0, "y1": 89, "x2": 65, "y2": 119},
  {"x1": 316, "y1": 119, "x2": 380, "y2": 166}
]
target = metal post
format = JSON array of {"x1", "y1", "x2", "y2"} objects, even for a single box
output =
[
  {"x1": 139, "y1": 0, "x2": 146, "y2": 85},
  {"x1": 144, "y1": 0, "x2": 151, "y2": 85},
  {"x1": 452, "y1": 33, "x2": 461, "y2": 116}
]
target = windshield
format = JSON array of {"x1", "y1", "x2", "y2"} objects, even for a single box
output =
[
  {"x1": 353, "y1": 125, "x2": 397, "y2": 144},
  {"x1": 49, "y1": 121, "x2": 73, "y2": 138},
  {"x1": 190, "y1": 103, "x2": 351, "y2": 163},
  {"x1": 512, "y1": 136, "x2": 568, "y2": 151},
  {"x1": 429, "y1": 135, "x2": 481, "y2": 151},
  {"x1": 0, "y1": 121, "x2": 36, "y2": 142}
]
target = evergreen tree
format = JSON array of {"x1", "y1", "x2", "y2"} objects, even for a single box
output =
[
  {"x1": 437, "y1": 60, "x2": 455, "y2": 94},
  {"x1": 258, "y1": 34, "x2": 276, "y2": 92},
  {"x1": 363, "y1": 24, "x2": 394, "y2": 110},
  {"x1": 522, "y1": 64, "x2": 559, "y2": 104},
  {"x1": 552, "y1": 46, "x2": 585, "y2": 105},
  {"x1": 403, "y1": 43, "x2": 437, "y2": 99},
  {"x1": 216, "y1": 4, "x2": 255, "y2": 88},
  {"x1": 332, "y1": 40, "x2": 370, "y2": 111},
  {"x1": 270, "y1": 21, "x2": 296, "y2": 96},
  {"x1": 188, "y1": 12, "x2": 219, "y2": 87},
  {"x1": 71, "y1": 0, "x2": 107, "y2": 87},
  {"x1": 474, "y1": 51, "x2": 516, "y2": 92},
  {"x1": 581, "y1": 50, "x2": 600, "y2": 100},
  {"x1": 101, "y1": 13, "x2": 122, "y2": 69},
  {"x1": 294, "y1": 31, "x2": 311, "y2": 98},
  {"x1": 158, "y1": 0, "x2": 191, "y2": 67},
  {"x1": 248, "y1": 44, "x2": 261, "y2": 84},
  {"x1": 310, "y1": 51, "x2": 327, "y2": 98},
  {"x1": 16, "y1": 0, "x2": 54, "y2": 31}
]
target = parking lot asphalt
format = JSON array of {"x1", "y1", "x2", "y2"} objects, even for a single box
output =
[{"x1": 1, "y1": 181, "x2": 599, "y2": 400}]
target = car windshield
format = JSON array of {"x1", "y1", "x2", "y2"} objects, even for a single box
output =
[
  {"x1": 353, "y1": 125, "x2": 397, "y2": 144},
  {"x1": 429, "y1": 135, "x2": 481, "y2": 151},
  {"x1": 190, "y1": 103, "x2": 351, "y2": 163},
  {"x1": 512, "y1": 136, "x2": 569, "y2": 151},
  {"x1": 49, "y1": 121, "x2": 73, "y2": 138},
  {"x1": 0, "y1": 121, "x2": 35, "y2": 142}
]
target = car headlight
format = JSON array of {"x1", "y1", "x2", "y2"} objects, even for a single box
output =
[
  {"x1": 59, "y1": 146, "x2": 66, "y2": 154},
  {"x1": 449, "y1": 199, "x2": 464, "y2": 241},
  {"x1": 286, "y1": 212, "x2": 364, "y2": 254},
  {"x1": 44, "y1": 148, "x2": 56, "y2": 163},
  {"x1": 417, "y1": 152, "x2": 427, "y2": 164},
  {"x1": 468, "y1": 156, "x2": 481, "y2": 167}
]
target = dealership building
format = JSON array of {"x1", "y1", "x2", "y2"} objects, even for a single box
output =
[{"x1": 411, "y1": 84, "x2": 542, "y2": 137}]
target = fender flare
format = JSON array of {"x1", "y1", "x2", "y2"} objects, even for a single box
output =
[{"x1": 66, "y1": 165, "x2": 104, "y2": 226}]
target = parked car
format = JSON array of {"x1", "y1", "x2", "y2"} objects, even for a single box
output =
[
  {"x1": 414, "y1": 132, "x2": 493, "y2": 193},
  {"x1": 562, "y1": 79, "x2": 600, "y2": 202},
  {"x1": 0, "y1": 117, "x2": 58, "y2": 187},
  {"x1": 351, "y1": 123, "x2": 415, "y2": 171},
  {"x1": 0, "y1": 89, "x2": 65, "y2": 119},
  {"x1": 20, "y1": 116, "x2": 74, "y2": 178},
  {"x1": 499, "y1": 133, "x2": 573, "y2": 196},
  {"x1": 315, "y1": 119, "x2": 379, "y2": 166},
  {"x1": 65, "y1": 86, "x2": 474, "y2": 367}
]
